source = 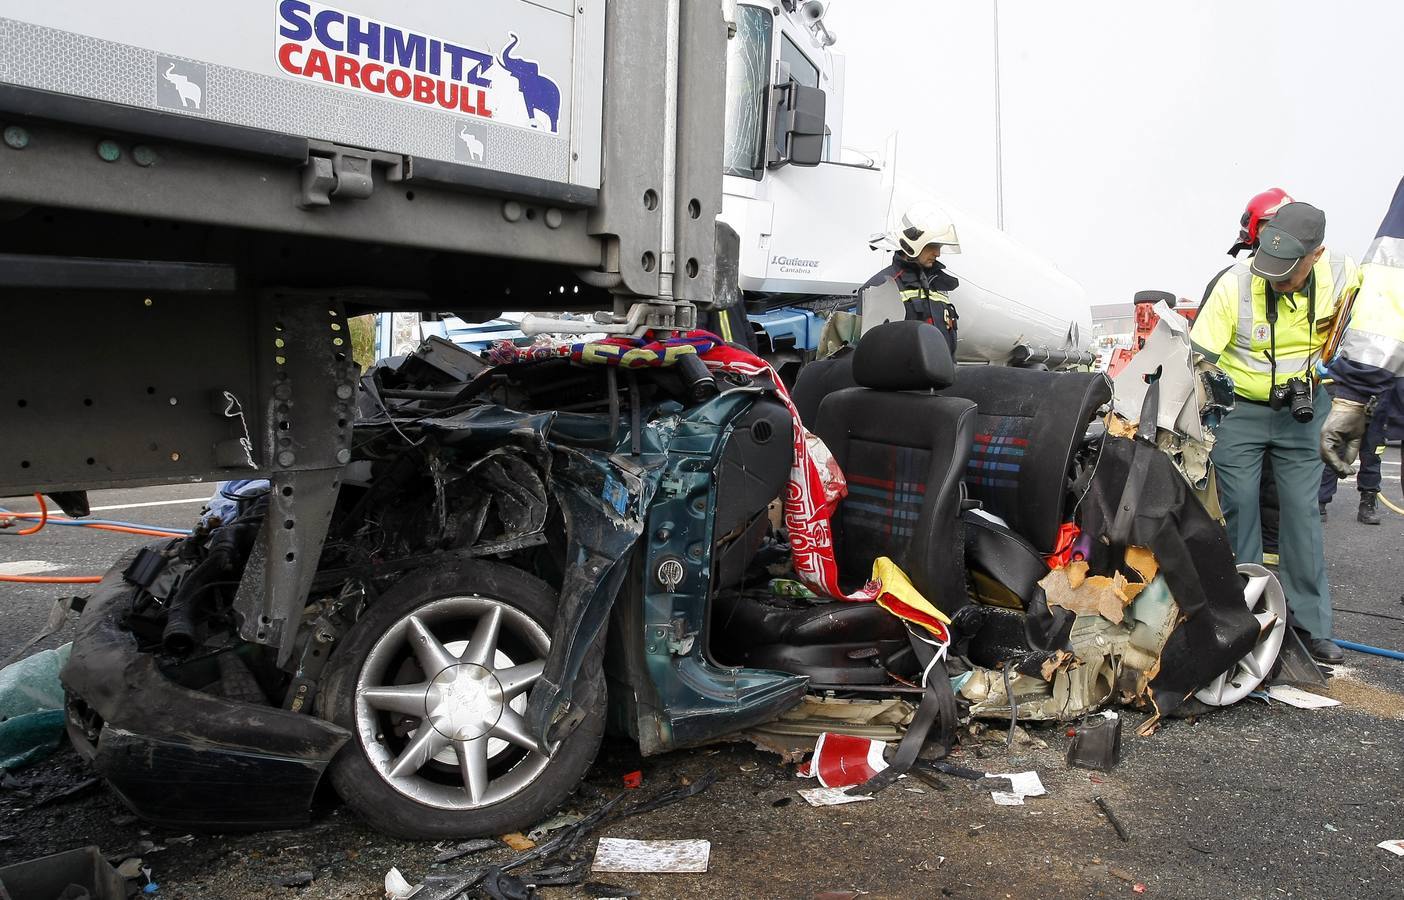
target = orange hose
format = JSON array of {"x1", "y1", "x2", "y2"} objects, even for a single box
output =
[
  {"x1": 2, "y1": 510, "x2": 182, "y2": 539},
  {"x1": 0, "y1": 574, "x2": 103, "y2": 584},
  {"x1": 64, "y1": 522, "x2": 186, "y2": 538},
  {"x1": 10, "y1": 494, "x2": 47, "y2": 536}
]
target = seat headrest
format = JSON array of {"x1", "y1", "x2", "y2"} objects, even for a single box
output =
[{"x1": 853, "y1": 321, "x2": 955, "y2": 391}]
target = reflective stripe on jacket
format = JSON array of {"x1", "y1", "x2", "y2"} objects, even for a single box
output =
[
  {"x1": 862, "y1": 253, "x2": 959, "y2": 354},
  {"x1": 1190, "y1": 250, "x2": 1358, "y2": 401},
  {"x1": 1337, "y1": 239, "x2": 1404, "y2": 376}
]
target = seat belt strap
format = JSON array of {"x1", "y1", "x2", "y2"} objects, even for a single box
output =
[{"x1": 846, "y1": 627, "x2": 957, "y2": 797}]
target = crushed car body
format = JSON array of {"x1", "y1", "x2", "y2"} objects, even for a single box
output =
[{"x1": 60, "y1": 316, "x2": 1281, "y2": 836}]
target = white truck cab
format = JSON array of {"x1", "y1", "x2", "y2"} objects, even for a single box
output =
[{"x1": 719, "y1": 0, "x2": 1094, "y2": 366}]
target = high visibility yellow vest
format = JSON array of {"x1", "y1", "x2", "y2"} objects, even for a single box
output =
[
  {"x1": 1191, "y1": 251, "x2": 1357, "y2": 401},
  {"x1": 1336, "y1": 235, "x2": 1404, "y2": 375}
]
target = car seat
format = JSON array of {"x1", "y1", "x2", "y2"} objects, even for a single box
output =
[{"x1": 712, "y1": 322, "x2": 976, "y2": 687}]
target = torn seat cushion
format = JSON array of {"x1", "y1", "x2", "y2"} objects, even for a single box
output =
[
  {"x1": 1078, "y1": 436, "x2": 1258, "y2": 717},
  {"x1": 938, "y1": 368, "x2": 1111, "y2": 553},
  {"x1": 962, "y1": 511, "x2": 1076, "y2": 661}
]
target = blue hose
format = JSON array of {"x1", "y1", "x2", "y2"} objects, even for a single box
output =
[
  {"x1": 0, "y1": 508, "x2": 192, "y2": 536},
  {"x1": 1336, "y1": 639, "x2": 1404, "y2": 661}
]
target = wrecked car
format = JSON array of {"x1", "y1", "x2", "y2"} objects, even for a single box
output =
[{"x1": 60, "y1": 317, "x2": 1278, "y2": 838}]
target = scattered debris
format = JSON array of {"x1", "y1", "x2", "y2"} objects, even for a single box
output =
[
  {"x1": 1378, "y1": 839, "x2": 1404, "y2": 857},
  {"x1": 431, "y1": 839, "x2": 501, "y2": 865},
  {"x1": 741, "y1": 696, "x2": 916, "y2": 760},
  {"x1": 799, "y1": 786, "x2": 874, "y2": 807},
  {"x1": 797, "y1": 732, "x2": 889, "y2": 788},
  {"x1": 1067, "y1": 712, "x2": 1123, "y2": 771},
  {"x1": 1133, "y1": 883, "x2": 1147, "y2": 894},
  {"x1": 592, "y1": 838, "x2": 711, "y2": 874},
  {"x1": 581, "y1": 882, "x2": 640, "y2": 898},
  {"x1": 621, "y1": 771, "x2": 643, "y2": 789},
  {"x1": 0, "y1": 846, "x2": 129, "y2": 900},
  {"x1": 275, "y1": 871, "x2": 314, "y2": 888},
  {"x1": 384, "y1": 866, "x2": 422, "y2": 899},
  {"x1": 418, "y1": 771, "x2": 719, "y2": 896},
  {"x1": 1264, "y1": 685, "x2": 1342, "y2": 709},
  {"x1": 528, "y1": 813, "x2": 584, "y2": 843},
  {"x1": 28, "y1": 776, "x2": 101, "y2": 809},
  {"x1": 927, "y1": 761, "x2": 985, "y2": 781},
  {"x1": 987, "y1": 771, "x2": 1045, "y2": 806},
  {"x1": 1094, "y1": 797, "x2": 1130, "y2": 842},
  {"x1": 1107, "y1": 865, "x2": 1137, "y2": 883},
  {"x1": 0, "y1": 644, "x2": 71, "y2": 772},
  {"x1": 116, "y1": 858, "x2": 146, "y2": 879},
  {"x1": 501, "y1": 833, "x2": 537, "y2": 852}
]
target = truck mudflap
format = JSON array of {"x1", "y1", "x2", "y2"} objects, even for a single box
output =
[{"x1": 61, "y1": 553, "x2": 349, "y2": 831}]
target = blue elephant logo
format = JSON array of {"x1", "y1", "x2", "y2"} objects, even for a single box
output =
[{"x1": 497, "y1": 32, "x2": 561, "y2": 132}]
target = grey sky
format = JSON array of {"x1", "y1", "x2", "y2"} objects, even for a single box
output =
[{"x1": 825, "y1": 0, "x2": 1404, "y2": 304}]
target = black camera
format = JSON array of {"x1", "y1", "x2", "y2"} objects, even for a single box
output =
[{"x1": 1269, "y1": 377, "x2": 1314, "y2": 423}]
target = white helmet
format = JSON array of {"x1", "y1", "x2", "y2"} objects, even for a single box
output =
[{"x1": 890, "y1": 201, "x2": 961, "y2": 256}]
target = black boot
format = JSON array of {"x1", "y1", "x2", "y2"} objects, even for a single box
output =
[
  {"x1": 1358, "y1": 492, "x2": 1382, "y2": 525},
  {"x1": 1319, "y1": 502, "x2": 1328, "y2": 523},
  {"x1": 1309, "y1": 638, "x2": 1345, "y2": 664}
]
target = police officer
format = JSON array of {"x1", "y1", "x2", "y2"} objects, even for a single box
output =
[
  {"x1": 863, "y1": 202, "x2": 962, "y2": 355},
  {"x1": 1212, "y1": 188, "x2": 1297, "y2": 562},
  {"x1": 1190, "y1": 202, "x2": 1359, "y2": 664}
]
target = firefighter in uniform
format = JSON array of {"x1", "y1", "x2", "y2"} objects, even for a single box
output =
[
  {"x1": 862, "y1": 202, "x2": 962, "y2": 355},
  {"x1": 1190, "y1": 202, "x2": 1359, "y2": 664}
]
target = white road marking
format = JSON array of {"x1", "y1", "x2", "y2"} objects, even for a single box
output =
[
  {"x1": 0, "y1": 560, "x2": 61, "y2": 576},
  {"x1": 88, "y1": 497, "x2": 210, "y2": 513},
  {"x1": 3, "y1": 496, "x2": 210, "y2": 516}
]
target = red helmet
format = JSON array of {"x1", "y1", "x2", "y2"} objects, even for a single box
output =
[{"x1": 1230, "y1": 187, "x2": 1294, "y2": 255}]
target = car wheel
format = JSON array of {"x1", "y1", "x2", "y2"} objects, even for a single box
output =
[
  {"x1": 320, "y1": 560, "x2": 605, "y2": 839},
  {"x1": 1193, "y1": 563, "x2": 1287, "y2": 707}
]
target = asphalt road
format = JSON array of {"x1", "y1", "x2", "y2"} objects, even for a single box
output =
[{"x1": 2, "y1": 479, "x2": 1403, "y2": 899}]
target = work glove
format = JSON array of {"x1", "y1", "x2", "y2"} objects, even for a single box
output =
[{"x1": 1320, "y1": 397, "x2": 1368, "y2": 477}]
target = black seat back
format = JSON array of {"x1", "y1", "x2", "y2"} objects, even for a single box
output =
[
  {"x1": 814, "y1": 322, "x2": 977, "y2": 614},
  {"x1": 938, "y1": 368, "x2": 1112, "y2": 553},
  {"x1": 790, "y1": 345, "x2": 856, "y2": 428}
]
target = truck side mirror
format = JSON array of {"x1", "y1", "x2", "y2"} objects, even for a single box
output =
[
  {"x1": 768, "y1": 81, "x2": 827, "y2": 168},
  {"x1": 786, "y1": 83, "x2": 826, "y2": 166}
]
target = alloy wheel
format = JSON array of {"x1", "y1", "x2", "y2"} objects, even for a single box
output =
[
  {"x1": 1193, "y1": 563, "x2": 1287, "y2": 706},
  {"x1": 353, "y1": 595, "x2": 554, "y2": 809}
]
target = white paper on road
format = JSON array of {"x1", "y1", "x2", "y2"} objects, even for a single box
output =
[
  {"x1": 988, "y1": 771, "x2": 1046, "y2": 805},
  {"x1": 1265, "y1": 685, "x2": 1342, "y2": 709},
  {"x1": 1377, "y1": 839, "x2": 1404, "y2": 857},
  {"x1": 798, "y1": 786, "x2": 875, "y2": 806},
  {"x1": 592, "y1": 838, "x2": 711, "y2": 873}
]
